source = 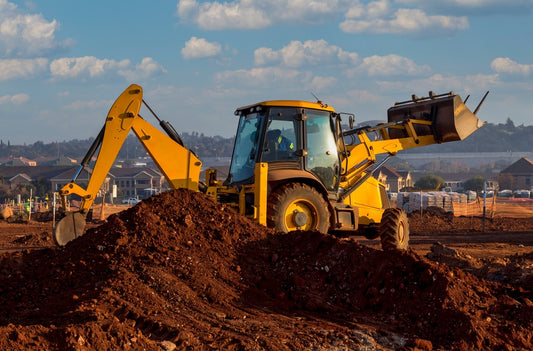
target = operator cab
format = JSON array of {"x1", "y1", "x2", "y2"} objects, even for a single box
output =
[{"x1": 226, "y1": 100, "x2": 341, "y2": 192}]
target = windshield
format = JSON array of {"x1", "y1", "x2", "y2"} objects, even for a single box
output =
[{"x1": 227, "y1": 112, "x2": 263, "y2": 183}]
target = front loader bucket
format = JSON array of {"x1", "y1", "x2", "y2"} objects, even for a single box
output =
[{"x1": 387, "y1": 92, "x2": 485, "y2": 143}]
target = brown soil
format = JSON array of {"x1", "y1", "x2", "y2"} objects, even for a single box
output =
[{"x1": 0, "y1": 191, "x2": 531, "y2": 350}]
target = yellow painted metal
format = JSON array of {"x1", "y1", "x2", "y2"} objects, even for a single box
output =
[
  {"x1": 58, "y1": 84, "x2": 201, "y2": 214},
  {"x1": 284, "y1": 199, "x2": 318, "y2": 231},
  {"x1": 236, "y1": 100, "x2": 335, "y2": 113},
  {"x1": 342, "y1": 177, "x2": 386, "y2": 226},
  {"x1": 254, "y1": 162, "x2": 268, "y2": 225},
  {"x1": 58, "y1": 85, "x2": 486, "y2": 242},
  {"x1": 131, "y1": 117, "x2": 202, "y2": 191},
  {"x1": 58, "y1": 84, "x2": 143, "y2": 213}
]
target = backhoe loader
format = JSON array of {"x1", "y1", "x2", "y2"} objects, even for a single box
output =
[{"x1": 54, "y1": 84, "x2": 487, "y2": 250}]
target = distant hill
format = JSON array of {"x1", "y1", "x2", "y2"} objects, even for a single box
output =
[
  {"x1": 0, "y1": 118, "x2": 530, "y2": 161},
  {"x1": 404, "y1": 118, "x2": 533, "y2": 153},
  {"x1": 0, "y1": 132, "x2": 235, "y2": 162}
]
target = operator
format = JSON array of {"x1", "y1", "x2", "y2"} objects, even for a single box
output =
[{"x1": 266, "y1": 129, "x2": 294, "y2": 151}]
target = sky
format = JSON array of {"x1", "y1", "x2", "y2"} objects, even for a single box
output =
[{"x1": 0, "y1": 0, "x2": 532, "y2": 144}]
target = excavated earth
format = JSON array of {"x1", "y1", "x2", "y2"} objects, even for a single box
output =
[{"x1": 0, "y1": 190, "x2": 532, "y2": 350}]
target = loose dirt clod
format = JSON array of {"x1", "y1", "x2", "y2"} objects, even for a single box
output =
[{"x1": 0, "y1": 189, "x2": 531, "y2": 350}]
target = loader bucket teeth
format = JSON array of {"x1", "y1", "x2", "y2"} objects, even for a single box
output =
[
  {"x1": 387, "y1": 93, "x2": 485, "y2": 143},
  {"x1": 53, "y1": 212, "x2": 87, "y2": 246}
]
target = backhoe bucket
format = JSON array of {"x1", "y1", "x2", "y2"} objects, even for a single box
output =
[
  {"x1": 387, "y1": 92, "x2": 485, "y2": 143},
  {"x1": 53, "y1": 212, "x2": 87, "y2": 246}
]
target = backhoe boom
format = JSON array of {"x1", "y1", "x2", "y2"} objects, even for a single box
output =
[{"x1": 54, "y1": 85, "x2": 201, "y2": 245}]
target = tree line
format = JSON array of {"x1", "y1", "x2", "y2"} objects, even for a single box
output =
[{"x1": 0, "y1": 118, "x2": 531, "y2": 160}]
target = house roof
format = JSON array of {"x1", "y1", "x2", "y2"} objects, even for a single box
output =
[
  {"x1": 0, "y1": 156, "x2": 36, "y2": 166},
  {"x1": 501, "y1": 157, "x2": 533, "y2": 175},
  {"x1": 34, "y1": 156, "x2": 78, "y2": 166},
  {"x1": 0, "y1": 166, "x2": 75, "y2": 180},
  {"x1": 380, "y1": 165, "x2": 403, "y2": 179},
  {"x1": 110, "y1": 167, "x2": 162, "y2": 178},
  {"x1": 9, "y1": 173, "x2": 31, "y2": 182},
  {"x1": 50, "y1": 167, "x2": 92, "y2": 181}
]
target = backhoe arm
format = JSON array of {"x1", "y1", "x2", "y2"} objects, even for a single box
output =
[
  {"x1": 58, "y1": 85, "x2": 143, "y2": 213},
  {"x1": 54, "y1": 84, "x2": 201, "y2": 245}
]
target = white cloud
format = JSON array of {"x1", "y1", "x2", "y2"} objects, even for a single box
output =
[
  {"x1": 0, "y1": 0, "x2": 71, "y2": 56},
  {"x1": 398, "y1": 0, "x2": 528, "y2": 8},
  {"x1": 254, "y1": 40, "x2": 359, "y2": 67},
  {"x1": 62, "y1": 99, "x2": 111, "y2": 111},
  {"x1": 377, "y1": 73, "x2": 499, "y2": 93},
  {"x1": 181, "y1": 37, "x2": 222, "y2": 59},
  {"x1": 215, "y1": 67, "x2": 311, "y2": 86},
  {"x1": 177, "y1": 0, "x2": 270, "y2": 30},
  {"x1": 118, "y1": 57, "x2": 167, "y2": 81},
  {"x1": 395, "y1": 0, "x2": 533, "y2": 16},
  {"x1": 176, "y1": 0, "x2": 341, "y2": 30},
  {"x1": 491, "y1": 57, "x2": 532, "y2": 76},
  {"x1": 311, "y1": 76, "x2": 337, "y2": 91},
  {"x1": 49, "y1": 56, "x2": 131, "y2": 79},
  {"x1": 176, "y1": 0, "x2": 472, "y2": 35},
  {"x1": 346, "y1": 89, "x2": 381, "y2": 103},
  {"x1": 340, "y1": 7, "x2": 468, "y2": 34},
  {"x1": 0, "y1": 93, "x2": 29, "y2": 105},
  {"x1": 349, "y1": 54, "x2": 431, "y2": 76},
  {"x1": 0, "y1": 58, "x2": 48, "y2": 81},
  {"x1": 345, "y1": 0, "x2": 391, "y2": 19}
]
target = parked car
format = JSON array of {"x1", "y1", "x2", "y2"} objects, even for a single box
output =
[{"x1": 122, "y1": 197, "x2": 140, "y2": 205}]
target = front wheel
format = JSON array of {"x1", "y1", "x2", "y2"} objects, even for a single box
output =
[
  {"x1": 379, "y1": 208, "x2": 409, "y2": 251},
  {"x1": 267, "y1": 183, "x2": 330, "y2": 233}
]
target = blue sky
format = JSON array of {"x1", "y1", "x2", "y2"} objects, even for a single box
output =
[{"x1": 0, "y1": 0, "x2": 532, "y2": 144}]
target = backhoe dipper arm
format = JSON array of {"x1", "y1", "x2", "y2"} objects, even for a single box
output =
[
  {"x1": 54, "y1": 84, "x2": 202, "y2": 246},
  {"x1": 58, "y1": 85, "x2": 144, "y2": 213}
]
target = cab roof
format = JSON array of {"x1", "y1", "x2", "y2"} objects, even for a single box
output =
[{"x1": 235, "y1": 100, "x2": 336, "y2": 114}]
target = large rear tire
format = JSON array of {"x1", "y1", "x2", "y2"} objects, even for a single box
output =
[
  {"x1": 267, "y1": 183, "x2": 330, "y2": 233},
  {"x1": 379, "y1": 208, "x2": 409, "y2": 251}
]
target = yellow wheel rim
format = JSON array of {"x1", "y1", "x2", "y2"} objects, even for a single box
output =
[{"x1": 284, "y1": 199, "x2": 318, "y2": 231}]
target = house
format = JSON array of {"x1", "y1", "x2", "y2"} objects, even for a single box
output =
[
  {"x1": 0, "y1": 156, "x2": 37, "y2": 166},
  {"x1": 49, "y1": 167, "x2": 93, "y2": 193},
  {"x1": 51, "y1": 166, "x2": 167, "y2": 200},
  {"x1": 34, "y1": 156, "x2": 78, "y2": 166},
  {"x1": 109, "y1": 167, "x2": 167, "y2": 199},
  {"x1": 8, "y1": 173, "x2": 32, "y2": 189},
  {"x1": 377, "y1": 165, "x2": 413, "y2": 192},
  {"x1": 500, "y1": 157, "x2": 533, "y2": 190},
  {"x1": 0, "y1": 164, "x2": 167, "y2": 203},
  {"x1": 0, "y1": 166, "x2": 75, "y2": 190}
]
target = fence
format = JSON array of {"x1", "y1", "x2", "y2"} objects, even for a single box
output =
[
  {"x1": 452, "y1": 197, "x2": 533, "y2": 218},
  {"x1": 394, "y1": 191, "x2": 533, "y2": 218}
]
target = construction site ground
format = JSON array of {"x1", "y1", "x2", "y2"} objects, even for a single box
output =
[{"x1": 0, "y1": 190, "x2": 531, "y2": 350}]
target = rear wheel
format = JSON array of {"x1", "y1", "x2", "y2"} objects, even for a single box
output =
[
  {"x1": 268, "y1": 183, "x2": 330, "y2": 233},
  {"x1": 379, "y1": 208, "x2": 409, "y2": 251}
]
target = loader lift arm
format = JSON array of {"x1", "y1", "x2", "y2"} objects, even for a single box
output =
[
  {"x1": 337, "y1": 91, "x2": 487, "y2": 202},
  {"x1": 54, "y1": 84, "x2": 202, "y2": 245}
]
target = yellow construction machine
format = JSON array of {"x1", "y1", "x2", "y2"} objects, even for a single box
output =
[{"x1": 54, "y1": 84, "x2": 487, "y2": 250}]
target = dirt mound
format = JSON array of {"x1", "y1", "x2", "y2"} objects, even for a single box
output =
[
  {"x1": 11, "y1": 231, "x2": 54, "y2": 247},
  {"x1": 427, "y1": 242, "x2": 533, "y2": 291},
  {"x1": 0, "y1": 189, "x2": 532, "y2": 350}
]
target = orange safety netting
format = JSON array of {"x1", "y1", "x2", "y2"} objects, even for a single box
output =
[{"x1": 452, "y1": 197, "x2": 533, "y2": 218}]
